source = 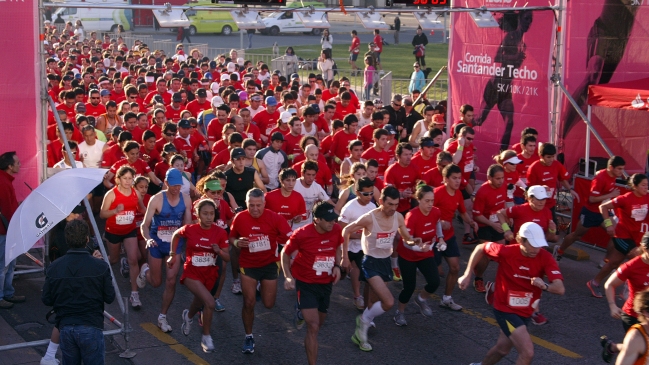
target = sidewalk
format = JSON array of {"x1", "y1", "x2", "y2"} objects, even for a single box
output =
[{"x1": 0, "y1": 314, "x2": 42, "y2": 365}]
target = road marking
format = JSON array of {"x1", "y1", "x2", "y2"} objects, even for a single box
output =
[
  {"x1": 431, "y1": 295, "x2": 582, "y2": 359},
  {"x1": 141, "y1": 323, "x2": 209, "y2": 365}
]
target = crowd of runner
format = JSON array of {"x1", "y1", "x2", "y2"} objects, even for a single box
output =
[{"x1": 36, "y1": 25, "x2": 649, "y2": 365}]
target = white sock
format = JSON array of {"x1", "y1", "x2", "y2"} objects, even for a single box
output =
[
  {"x1": 159, "y1": 313, "x2": 166, "y2": 319},
  {"x1": 443, "y1": 295, "x2": 452, "y2": 302},
  {"x1": 44, "y1": 341, "x2": 59, "y2": 359},
  {"x1": 245, "y1": 333, "x2": 253, "y2": 338},
  {"x1": 362, "y1": 301, "x2": 385, "y2": 323},
  {"x1": 202, "y1": 334, "x2": 211, "y2": 341},
  {"x1": 391, "y1": 257, "x2": 398, "y2": 268},
  {"x1": 418, "y1": 293, "x2": 426, "y2": 302}
]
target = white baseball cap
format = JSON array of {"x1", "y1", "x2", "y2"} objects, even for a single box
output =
[
  {"x1": 527, "y1": 185, "x2": 549, "y2": 200},
  {"x1": 280, "y1": 111, "x2": 292, "y2": 124},
  {"x1": 211, "y1": 96, "x2": 224, "y2": 107},
  {"x1": 519, "y1": 222, "x2": 548, "y2": 248},
  {"x1": 503, "y1": 156, "x2": 522, "y2": 165}
]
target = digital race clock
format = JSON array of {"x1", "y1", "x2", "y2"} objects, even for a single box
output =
[{"x1": 391, "y1": 0, "x2": 448, "y2": 6}]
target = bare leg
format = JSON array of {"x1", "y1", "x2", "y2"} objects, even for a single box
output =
[
  {"x1": 240, "y1": 274, "x2": 257, "y2": 334},
  {"x1": 184, "y1": 278, "x2": 215, "y2": 336},
  {"x1": 302, "y1": 309, "x2": 326, "y2": 365},
  {"x1": 559, "y1": 222, "x2": 590, "y2": 252},
  {"x1": 160, "y1": 256, "x2": 181, "y2": 315},
  {"x1": 124, "y1": 237, "x2": 141, "y2": 292},
  {"x1": 260, "y1": 279, "x2": 278, "y2": 309},
  {"x1": 444, "y1": 256, "x2": 460, "y2": 296}
]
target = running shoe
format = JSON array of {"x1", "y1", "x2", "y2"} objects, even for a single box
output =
[
  {"x1": 242, "y1": 336, "x2": 255, "y2": 354},
  {"x1": 120, "y1": 257, "x2": 130, "y2": 278},
  {"x1": 474, "y1": 278, "x2": 486, "y2": 293},
  {"x1": 294, "y1": 303, "x2": 305, "y2": 330},
  {"x1": 462, "y1": 234, "x2": 479, "y2": 245},
  {"x1": 39, "y1": 357, "x2": 59, "y2": 365},
  {"x1": 439, "y1": 297, "x2": 463, "y2": 311},
  {"x1": 485, "y1": 281, "x2": 495, "y2": 306},
  {"x1": 393, "y1": 310, "x2": 407, "y2": 326},
  {"x1": 181, "y1": 309, "x2": 192, "y2": 336},
  {"x1": 353, "y1": 296, "x2": 365, "y2": 310},
  {"x1": 214, "y1": 298, "x2": 225, "y2": 312},
  {"x1": 392, "y1": 267, "x2": 402, "y2": 281},
  {"x1": 354, "y1": 315, "x2": 370, "y2": 343},
  {"x1": 231, "y1": 280, "x2": 242, "y2": 294},
  {"x1": 587, "y1": 280, "x2": 603, "y2": 298},
  {"x1": 136, "y1": 263, "x2": 148, "y2": 289},
  {"x1": 415, "y1": 295, "x2": 433, "y2": 317},
  {"x1": 552, "y1": 245, "x2": 563, "y2": 261},
  {"x1": 600, "y1": 335, "x2": 614, "y2": 363},
  {"x1": 158, "y1": 315, "x2": 172, "y2": 333},
  {"x1": 531, "y1": 312, "x2": 548, "y2": 325},
  {"x1": 201, "y1": 336, "x2": 215, "y2": 353},
  {"x1": 129, "y1": 292, "x2": 142, "y2": 310}
]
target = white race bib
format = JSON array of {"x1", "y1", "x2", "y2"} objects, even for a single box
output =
[
  {"x1": 631, "y1": 205, "x2": 648, "y2": 222},
  {"x1": 191, "y1": 253, "x2": 216, "y2": 267},
  {"x1": 464, "y1": 160, "x2": 474, "y2": 173},
  {"x1": 376, "y1": 232, "x2": 395, "y2": 249},
  {"x1": 312, "y1": 256, "x2": 334, "y2": 276},
  {"x1": 489, "y1": 214, "x2": 499, "y2": 223},
  {"x1": 116, "y1": 211, "x2": 135, "y2": 225},
  {"x1": 249, "y1": 235, "x2": 271, "y2": 253},
  {"x1": 157, "y1": 227, "x2": 174, "y2": 243},
  {"x1": 507, "y1": 291, "x2": 533, "y2": 307}
]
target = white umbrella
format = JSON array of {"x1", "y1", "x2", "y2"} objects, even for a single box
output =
[{"x1": 5, "y1": 168, "x2": 108, "y2": 265}]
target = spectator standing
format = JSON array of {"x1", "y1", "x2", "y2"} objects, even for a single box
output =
[
  {"x1": 321, "y1": 29, "x2": 333, "y2": 58},
  {"x1": 412, "y1": 27, "x2": 429, "y2": 66},
  {"x1": 42, "y1": 220, "x2": 116, "y2": 364},
  {"x1": 247, "y1": 28, "x2": 255, "y2": 49},
  {"x1": 349, "y1": 30, "x2": 361, "y2": 76},
  {"x1": 0, "y1": 151, "x2": 24, "y2": 309},
  {"x1": 409, "y1": 63, "x2": 425, "y2": 94},
  {"x1": 393, "y1": 15, "x2": 401, "y2": 44},
  {"x1": 373, "y1": 29, "x2": 384, "y2": 73},
  {"x1": 318, "y1": 51, "x2": 335, "y2": 87}
]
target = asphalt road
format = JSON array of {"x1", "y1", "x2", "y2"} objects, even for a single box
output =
[{"x1": 2, "y1": 224, "x2": 626, "y2": 365}]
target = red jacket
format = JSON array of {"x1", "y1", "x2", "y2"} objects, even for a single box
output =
[{"x1": 0, "y1": 170, "x2": 19, "y2": 234}]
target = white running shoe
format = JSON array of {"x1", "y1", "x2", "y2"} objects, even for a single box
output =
[
  {"x1": 137, "y1": 263, "x2": 148, "y2": 289},
  {"x1": 181, "y1": 309, "x2": 192, "y2": 336},
  {"x1": 231, "y1": 280, "x2": 242, "y2": 294},
  {"x1": 201, "y1": 336, "x2": 215, "y2": 353},
  {"x1": 353, "y1": 296, "x2": 365, "y2": 310},
  {"x1": 129, "y1": 292, "x2": 142, "y2": 309},
  {"x1": 40, "y1": 358, "x2": 60, "y2": 365},
  {"x1": 158, "y1": 315, "x2": 172, "y2": 333},
  {"x1": 439, "y1": 297, "x2": 463, "y2": 311}
]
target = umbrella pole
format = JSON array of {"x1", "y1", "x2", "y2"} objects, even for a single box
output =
[{"x1": 48, "y1": 96, "x2": 126, "y2": 315}]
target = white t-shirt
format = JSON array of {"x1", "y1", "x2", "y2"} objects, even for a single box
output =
[
  {"x1": 293, "y1": 179, "x2": 328, "y2": 230},
  {"x1": 78, "y1": 140, "x2": 106, "y2": 168},
  {"x1": 340, "y1": 199, "x2": 376, "y2": 253},
  {"x1": 53, "y1": 160, "x2": 84, "y2": 169},
  {"x1": 248, "y1": 105, "x2": 265, "y2": 118},
  {"x1": 300, "y1": 123, "x2": 317, "y2": 137},
  {"x1": 357, "y1": 112, "x2": 372, "y2": 130}
]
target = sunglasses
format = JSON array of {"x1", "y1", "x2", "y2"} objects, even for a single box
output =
[
  {"x1": 466, "y1": 137, "x2": 474, "y2": 141},
  {"x1": 358, "y1": 191, "x2": 374, "y2": 197},
  {"x1": 205, "y1": 189, "x2": 222, "y2": 193},
  {"x1": 90, "y1": 97, "x2": 99, "y2": 100},
  {"x1": 190, "y1": 125, "x2": 197, "y2": 129},
  {"x1": 392, "y1": 102, "x2": 401, "y2": 107},
  {"x1": 165, "y1": 133, "x2": 175, "y2": 137}
]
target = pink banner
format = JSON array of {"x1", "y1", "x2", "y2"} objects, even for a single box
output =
[
  {"x1": 560, "y1": 0, "x2": 649, "y2": 173},
  {"x1": 449, "y1": 0, "x2": 554, "y2": 175},
  {"x1": 0, "y1": 1, "x2": 42, "y2": 200}
]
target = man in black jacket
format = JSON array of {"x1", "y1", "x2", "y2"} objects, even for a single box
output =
[
  {"x1": 42, "y1": 219, "x2": 115, "y2": 365},
  {"x1": 384, "y1": 94, "x2": 407, "y2": 141},
  {"x1": 412, "y1": 27, "x2": 429, "y2": 66}
]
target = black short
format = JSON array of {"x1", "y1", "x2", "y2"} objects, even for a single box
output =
[
  {"x1": 434, "y1": 236, "x2": 460, "y2": 266},
  {"x1": 360, "y1": 255, "x2": 392, "y2": 282},
  {"x1": 622, "y1": 313, "x2": 640, "y2": 332},
  {"x1": 493, "y1": 308, "x2": 530, "y2": 337},
  {"x1": 613, "y1": 238, "x2": 636, "y2": 255},
  {"x1": 104, "y1": 229, "x2": 137, "y2": 244},
  {"x1": 579, "y1": 207, "x2": 605, "y2": 228},
  {"x1": 240, "y1": 262, "x2": 280, "y2": 281},
  {"x1": 461, "y1": 188, "x2": 471, "y2": 200},
  {"x1": 296, "y1": 280, "x2": 332, "y2": 313},
  {"x1": 470, "y1": 171, "x2": 476, "y2": 180},
  {"x1": 478, "y1": 226, "x2": 505, "y2": 242},
  {"x1": 348, "y1": 250, "x2": 364, "y2": 269}
]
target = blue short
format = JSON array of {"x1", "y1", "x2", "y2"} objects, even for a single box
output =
[
  {"x1": 434, "y1": 236, "x2": 460, "y2": 266},
  {"x1": 148, "y1": 239, "x2": 183, "y2": 259},
  {"x1": 613, "y1": 237, "x2": 636, "y2": 255},
  {"x1": 350, "y1": 53, "x2": 358, "y2": 62},
  {"x1": 579, "y1": 206, "x2": 605, "y2": 228},
  {"x1": 361, "y1": 255, "x2": 392, "y2": 282}
]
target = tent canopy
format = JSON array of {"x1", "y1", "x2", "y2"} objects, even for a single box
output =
[{"x1": 588, "y1": 77, "x2": 649, "y2": 110}]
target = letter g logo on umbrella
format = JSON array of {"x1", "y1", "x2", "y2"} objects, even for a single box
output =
[{"x1": 35, "y1": 213, "x2": 48, "y2": 229}]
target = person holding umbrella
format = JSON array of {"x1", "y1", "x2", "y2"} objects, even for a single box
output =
[{"x1": 0, "y1": 151, "x2": 24, "y2": 309}]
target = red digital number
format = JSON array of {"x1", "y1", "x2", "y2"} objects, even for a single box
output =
[
  {"x1": 420, "y1": 0, "x2": 428, "y2": 4},
  {"x1": 413, "y1": 0, "x2": 420, "y2": 4}
]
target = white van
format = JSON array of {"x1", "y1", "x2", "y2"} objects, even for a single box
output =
[
  {"x1": 260, "y1": 3, "x2": 326, "y2": 36},
  {"x1": 52, "y1": 6, "x2": 133, "y2": 32}
]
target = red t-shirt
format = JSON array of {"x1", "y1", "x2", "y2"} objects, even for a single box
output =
[
  {"x1": 526, "y1": 160, "x2": 569, "y2": 209},
  {"x1": 398, "y1": 207, "x2": 440, "y2": 261},
  {"x1": 330, "y1": 130, "x2": 357, "y2": 161},
  {"x1": 101, "y1": 144, "x2": 126, "y2": 168},
  {"x1": 373, "y1": 34, "x2": 383, "y2": 53},
  {"x1": 315, "y1": 116, "x2": 331, "y2": 134},
  {"x1": 484, "y1": 242, "x2": 562, "y2": 317},
  {"x1": 503, "y1": 169, "x2": 520, "y2": 203},
  {"x1": 141, "y1": 147, "x2": 161, "y2": 171},
  {"x1": 172, "y1": 136, "x2": 196, "y2": 172},
  {"x1": 243, "y1": 123, "x2": 262, "y2": 143},
  {"x1": 229, "y1": 209, "x2": 292, "y2": 268},
  {"x1": 154, "y1": 161, "x2": 170, "y2": 182},
  {"x1": 165, "y1": 105, "x2": 186, "y2": 123},
  {"x1": 282, "y1": 133, "x2": 303, "y2": 157},
  {"x1": 110, "y1": 90, "x2": 126, "y2": 104},
  {"x1": 473, "y1": 182, "x2": 508, "y2": 227},
  {"x1": 611, "y1": 192, "x2": 649, "y2": 242},
  {"x1": 433, "y1": 185, "x2": 466, "y2": 240},
  {"x1": 333, "y1": 101, "x2": 357, "y2": 121},
  {"x1": 411, "y1": 153, "x2": 437, "y2": 175},
  {"x1": 445, "y1": 140, "x2": 475, "y2": 181},
  {"x1": 84, "y1": 103, "x2": 107, "y2": 118},
  {"x1": 584, "y1": 169, "x2": 618, "y2": 212},
  {"x1": 206, "y1": 119, "x2": 227, "y2": 143},
  {"x1": 321, "y1": 90, "x2": 336, "y2": 103},
  {"x1": 57, "y1": 103, "x2": 76, "y2": 121},
  {"x1": 422, "y1": 167, "x2": 444, "y2": 188},
  {"x1": 617, "y1": 256, "x2": 649, "y2": 317},
  {"x1": 211, "y1": 139, "x2": 228, "y2": 156},
  {"x1": 191, "y1": 198, "x2": 234, "y2": 231},
  {"x1": 105, "y1": 187, "x2": 139, "y2": 235},
  {"x1": 384, "y1": 162, "x2": 420, "y2": 212},
  {"x1": 350, "y1": 36, "x2": 361, "y2": 54},
  {"x1": 506, "y1": 203, "x2": 553, "y2": 235},
  {"x1": 209, "y1": 148, "x2": 231, "y2": 170},
  {"x1": 185, "y1": 99, "x2": 211, "y2": 118},
  {"x1": 252, "y1": 110, "x2": 280, "y2": 138},
  {"x1": 109, "y1": 158, "x2": 152, "y2": 176},
  {"x1": 357, "y1": 124, "x2": 376, "y2": 151},
  {"x1": 177, "y1": 223, "x2": 229, "y2": 284},
  {"x1": 361, "y1": 147, "x2": 391, "y2": 179},
  {"x1": 130, "y1": 127, "x2": 147, "y2": 144},
  {"x1": 264, "y1": 189, "x2": 307, "y2": 223},
  {"x1": 150, "y1": 124, "x2": 163, "y2": 140},
  {"x1": 284, "y1": 223, "x2": 343, "y2": 284},
  {"x1": 293, "y1": 160, "x2": 333, "y2": 187}
]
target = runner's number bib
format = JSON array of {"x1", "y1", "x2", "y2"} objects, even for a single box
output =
[
  {"x1": 376, "y1": 232, "x2": 395, "y2": 249},
  {"x1": 192, "y1": 253, "x2": 216, "y2": 267},
  {"x1": 249, "y1": 235, "x2": 271, "y2": 253},
  {"x1": 116, "y1": 211, "x2": 135, "y2": 225},
  {"x1": 631, "y1": 205, "x2": 648, "y2": 222},
  {"x1": 508, "y1": 290, "x2": 533, "y2": 307},
  {"x1": 157, "y1": 226, "x2": 175, "y2": 243},
  {"x1": 313, "y1": 256, "x2": 334, "y2": 275}
]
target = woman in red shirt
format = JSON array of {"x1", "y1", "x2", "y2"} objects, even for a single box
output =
[
  {"x1": 494, "y1": 150, "x2": 526, "y2": 208},
  {"x1": 394, "y1": 185, "x2": 446, "y2": 325},
  {"x1": 589, "y1": 174, "x2": 649, "y2": 298},
  {"x1": 134, "y1": 176, "x2": 152, "y2": 259},
  {"x1": 100, "y1": 166, "x2": 145, "y2": 309},
  {"x1": 168, "y1": 199, "x2": 230, "y2": 353}
]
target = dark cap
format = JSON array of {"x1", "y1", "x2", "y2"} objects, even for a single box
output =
[
  {"x1": 271, "y1": 131, "x2": 285, "y2": 142},
  {"x1": 313, "y1": 201, "x2": 339, "y2": 221},
  {"x1": 62, "y1": 75, "x2": 73, "y2": 81},
  {"x1": 303, "y1": 106, "x2": 318, "y2": 116},
  {"x1": 309, "y1": 104, "x2": 321, "y2": 114},
  {"x1": 196, "y1": 88, "x2": 207, "y2": 97},
  {"x1": 177, "y1": 119, "x2": 191, "y2": 129},
  {"x1": 384, "y1": 124, "x2": 397, "y2": 135},
  {"x1": 172, "y1": 92, "x2": 182, "y2": 102},
  {"x1": 420, "y1": 139, "x2": 436, "y2": 148},
  {"x1": 153, "y1": 94, "x2": 164, "y2": 104},
  {"x1": 163, "y1": 143, "x2": 177, "y2": 153},
  {"x1": 100, "y1": 89, "x2": 111, "y2": 97},
  {"x1": 209, "y1": 61, "x2": 217, "y2": 69},
  {"x1": 230, "y1": 147, "x2": 246, "y2": 160}
]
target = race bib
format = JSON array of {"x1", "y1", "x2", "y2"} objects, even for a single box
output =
[
  {"x1": 547, "y1": 187, "x2": 556, "y2": 199},
  {"x1": 157, "y1": 227, "x2": 174, "y2": 243},
  {"x1": 312, "y1": 256, "x2": 334, "y2": 276},
  {"x1": 376, "y1": 232, "x2": 395, "y2": 249},
  {"x1": 507, "y1": 290, "x2": 533, "y2": 307},
  {"x1": 247, "y1": 132, "x2": 254, "y2": 139},
  {"x1": 489, "y1": 214, "x2": 499, "y2": 223},
  {"x1": 191, "y1": 253, "x2": 216, "y2": 267},
  {"x1": 116, "y1": 211, "x2": 135, "y2": 225},
  {"x1": 464, "y1": 160, "x2": 474, "y2": 173},
  {"x1": 631, "y1": 205, "x2": 648, "y2": 222},
  {"x1": 249, "y1": 235, "x2": 271, "y2": 253},
  {"x1": 266, "y1": 126, "x2": 273, "y2": 136},
  {"x1": 505, "y1": 201, "x2": 515, "y2": 209}
]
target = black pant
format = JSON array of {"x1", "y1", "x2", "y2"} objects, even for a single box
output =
[
  {"x1": 416, "y1": 56, "x2": 426, "y2": 66},
  {"x1": 397, "y1": 256, "x2": 440, "y2": 304}
]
